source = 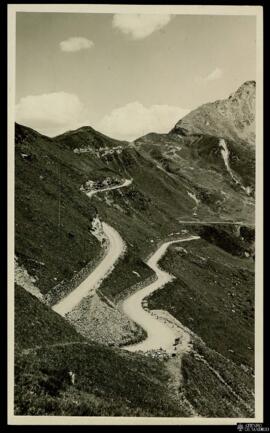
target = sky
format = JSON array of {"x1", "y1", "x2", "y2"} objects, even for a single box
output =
[{"x1": 15, "y1": 12, "x2": 257, "y2": 141}]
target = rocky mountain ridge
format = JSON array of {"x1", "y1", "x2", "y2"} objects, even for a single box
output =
[{"x1": 171, "y1": 81, "x2": 256, "y2": 146}]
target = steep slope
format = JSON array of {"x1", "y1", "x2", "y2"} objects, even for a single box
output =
[
  {"x1": 137, "y1": 132, "x2": 255, "y2": 192},
  {"x1": 16, "y1": 344, "x2": 191, "y2": 417},
  {"x1": 147, "y1": 238, "x2": 255, "y2": 367},
  {"x1": 134, "y1": 82, "x2": 256, "y2": 225},
  {"x1": 15, "y1": 286, "x2": 190, "y2": 417},
  {"x1": 134, "y1": 134, "x2": 255, "y2": 225},
  {"x1": 15, "y1": 284, "x2": 85, "y2": 352},
  {"x1": 15, "y1": 123, "x2": 100, "y2": 295},
  {"x1": 171, "y1": 81, "x2": 256, "y2": 146},
  {"x1": 54, "y1": 125, "x2": 129, "y2": 152}
]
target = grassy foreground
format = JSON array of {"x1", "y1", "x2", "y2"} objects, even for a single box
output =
[
  {"x1": 15, "y1": 343, "x2": 189, "y2": 417},
  {"x1": 14, "y1": 286, "x2": 190, "y2": 417}
]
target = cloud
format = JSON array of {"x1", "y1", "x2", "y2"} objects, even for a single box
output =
[
  {"x1": 16, "y1": 94, "x2": 189, "y2": 141},
  {"x1": 59, "y1": 37, "x2": 94, "y2": 52},
  {"x1": 16, "y1": 92, "x2": 87, "y2": 136},
  {"x1": 197, "y1": 67, "x2": 223, "y2": 83},
  {"x1": 98, "y1": 102, "x2": 190, "y2": 141},
  {"x1": 112, "y1": 14, "x2": 172, "y2": 39},
  {"x1": 205, "y1": 67, "x2": 223, "y2": 81}
]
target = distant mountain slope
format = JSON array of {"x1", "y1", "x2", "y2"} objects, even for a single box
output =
[
  {"x1": 171, "y1": 81, "x2": 256, "y2": 146},
  {"x1": 136, "y1": 131, "x2": 255, "y2": 192},
  {"x1": 15, "y1": 112, "x2": 255, "y2": 301},
  {"x1": 55, "y1": 125, "x2": 128, "y2": 151},
  {"x1": 15, "y1": 123, "x2": 100, "y2": 294}
]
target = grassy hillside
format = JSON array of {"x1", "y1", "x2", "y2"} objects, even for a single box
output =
[
  {"x1": 181, "y1": 339, "x2": 254, "y2": 417},
  {"x1": 15, "y1": 123, "x2": 100, "y2": 295},
  {"x1": 148, "y1": 238, "x2": 254, "y2": 368},
  {"x1": 146, "y1": 238, "x2": 255, "y2": 416},
  {"x1": 193, "y1": 223, "x2": 255, "y2": 257},
  {"x1": 15, "y1": 285, "x2": 85, "y2": 351},
  {"x1": 15, "y1": 123, "x2": 212, "y2": 299},
  {"x1": 55, "y1": 125, "x2": 129, "y2": 151},
  {"x1": 15, "y1": 343, "x2": 190, "y2": 417},
  {"x1": 15, "y1": 108, "x2": 255, "y2": 282},
  {"x1": 15, "y1": 286, "x2": 190, "y2": 417},
  {"x1": 98, "y1": 250, "x2": 155, "y2": 302},
  {"x1": 15, "y1": 121, "x2": 254, "y2": 301}
]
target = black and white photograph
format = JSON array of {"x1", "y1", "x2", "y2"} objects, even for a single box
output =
[{"x1": 7, "y1": 3, "x2": 264, "y2": 426}]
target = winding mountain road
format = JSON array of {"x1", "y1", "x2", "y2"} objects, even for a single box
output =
[
  {"x1": 52, "y1": 179, "x2": 133, "y2": 316},
  {"x1": 52, "y1": 223, "x2": 125, "y2": 316},
  {"x1": 122, "y1": 236, "x2": 200, "y2": 353},
  {"x1": 87, "y1": 179, "x2": 133, "y2": 198},
  {"x1": 52, "y1": 176, "x2": 200, "y2": 354}
]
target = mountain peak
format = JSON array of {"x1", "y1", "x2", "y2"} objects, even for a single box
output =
[
  {"x1": 237, "y1": 80, "x2": 256, "y2": 88},
  {"x1": 171, "y1": 81, "x2": 256, "y2": 146},
  {"x1": 54, "y1": 125, "x2": 128, "y2": 150},
  {"x1": 229, "y1": 80, "x2": 256, "y2": 100}
]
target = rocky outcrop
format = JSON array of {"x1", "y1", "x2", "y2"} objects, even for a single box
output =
[
  {"x1": 66, "y1": 292, "x2": 145, "y2": 347},
  {"x1": 15, "y1": 256, "x2": 44, "y2": 302},
  {"x1": 171, "y1": 81, "x2": 256, "y2": 146}
]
